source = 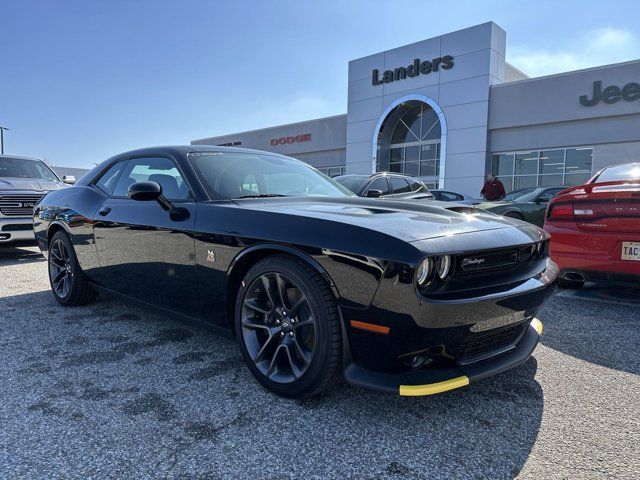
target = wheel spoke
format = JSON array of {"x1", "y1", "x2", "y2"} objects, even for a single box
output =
[
  {"x1": 254, "y1": 333, "x2": 277, "y2": 363},
  {"x1": 282, "y1": 342, "x2": 303, "y2": 379},
  {"x1": 293, "y1": 337, "x2": 312, "y2": 366},
  {"x1": 244, "y1": 299, "x2": 270, "y2": 315},
  {"x1": 275, "y1": 273, "x2": 289, "y2": 310},
  {"x1": 52, "y1": 269, "x2": 66, "y2": 285},
  {"x1": 50, "y1": 256, "x2": 65, "y2": 268},
  {"x1": 242, "y1": 318, "x2": 270, "y2": 332},
  {"x1": 51, "y1": 248, "x2": 63, "y2": 262},
  {"x1": 294, "y1": 316, "x2": 314, "y2": 330},
  {"x1": 266, "y1": 344, "x2": 284, "y2": 377},
  {"x1": 260, "y1": 275, "x2": 276, "y2": 308},
  {"x1": 289, "y1": 294, "x2": 307, "y2": 315}
]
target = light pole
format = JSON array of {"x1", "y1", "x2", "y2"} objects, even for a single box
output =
[{"x1": 0, "y1": 126, "x2": 9, "y2": 155}]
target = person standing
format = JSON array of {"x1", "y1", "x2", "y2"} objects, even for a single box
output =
[{"x1": 481, "y1": 174, "x2": 506, "y2": 201}]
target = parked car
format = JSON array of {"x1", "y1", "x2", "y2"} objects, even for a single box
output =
[
  {"x1": 0, "y1": 155, "x2": 73, "y2": 246},
  {"x1": 545, "y1": 162, "x2": 640, "y2": 289},
  {"x1": 35, "y1": 146, "x2": 556, "y2": 398},
  {"x1": 431, "y1": 189, "x2": 479, "y2": 204},
  {"x1": 475, "y1": 186, "x2": 567, "y2": 227},
  {"x1": 333, "y1": 173, "x2": 433, "y2": 200}
]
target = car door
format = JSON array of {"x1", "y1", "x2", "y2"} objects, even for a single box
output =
[{"x1": 92, "y1": 155, "x2": 199, "y2": 316}]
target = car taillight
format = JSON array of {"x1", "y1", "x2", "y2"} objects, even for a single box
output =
[
  {"x1": 548, "y1": 203, "x2": 573, "y2": 220},
  {"x1": 573, "y1": 208, "x2": 596, "y2": 218}
]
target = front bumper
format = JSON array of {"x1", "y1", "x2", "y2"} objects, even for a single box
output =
[
  {"x1": 0, "y1": 217, "x2": 36, "y2": 244},
  {"x1": 345, "y1": 318, "x2": 542, "y2": 396}
]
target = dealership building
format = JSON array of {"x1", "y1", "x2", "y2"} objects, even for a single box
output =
[{"x1": 192, "y1": 22, "x2": 640, "y2": 197}]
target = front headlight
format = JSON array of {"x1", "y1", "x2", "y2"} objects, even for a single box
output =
[
  {"x1": 416, "y1": 257, "x2": 434, "y2": 285},
  {"x1": 435, "y1": 254, "x2": 452, "y2": 280}
]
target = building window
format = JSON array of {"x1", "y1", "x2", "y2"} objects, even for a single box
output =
[
  {"x1": 491, "y1": 147, "x2": 593, "y2": 192},
  {"x1": 317, "y1": 165, "x2": 346, "y2": 177},
  {"x1": 375, "y1": 100, "x2": 442, "y2": 188}
]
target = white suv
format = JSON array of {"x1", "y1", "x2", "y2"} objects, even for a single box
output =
[{"x1": 0, "y1": 155, "x2": 72, "y2": 245}]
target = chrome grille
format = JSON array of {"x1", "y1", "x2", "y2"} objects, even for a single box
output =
[{"x1": 0, "y1": 194, "x2": 43, "y2": 216}]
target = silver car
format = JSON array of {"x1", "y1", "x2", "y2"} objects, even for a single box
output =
[{"x1": 0, "y1": 155, "x2": 73, "y2": 245}]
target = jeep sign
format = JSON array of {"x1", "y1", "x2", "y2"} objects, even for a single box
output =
[{"x1": 580, "y1": 80, "x2": 640, "y2": 106}]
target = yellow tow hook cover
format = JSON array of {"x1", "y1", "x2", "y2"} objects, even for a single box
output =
[{"x1": 531, "y1": 318, "x2": 543, "y2": 336}]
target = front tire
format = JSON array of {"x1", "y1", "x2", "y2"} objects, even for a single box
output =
[
  {"x1": 235, "y1": 255, "x2": 342, "y2": 399},
  {"x1": 48, "y1": 231, "x2": 97, "y2": 306}
]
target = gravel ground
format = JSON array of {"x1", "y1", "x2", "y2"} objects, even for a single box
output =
[{"x1": 0, "y1": 246, "x2": 638, "y2": 479}]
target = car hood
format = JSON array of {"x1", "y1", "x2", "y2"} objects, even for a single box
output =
[
  {"x1": 0, "y1": 177, "x2": 65, "y2": 193},
  {"x1": 232, "y1": 196, "x2": 526, "y2": 242}
]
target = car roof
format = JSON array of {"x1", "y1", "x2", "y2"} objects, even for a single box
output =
[
  {"x1": 0, "y1": 154, "x2": 43, "y2": 161},
  {"x1": 334, "y1": 172, "x2": 421, "y2": 181},
  {"x1": 110, "y1": 145, "x2": 292, "y2": 159}
]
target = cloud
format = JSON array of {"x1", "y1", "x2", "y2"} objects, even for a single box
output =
[{"x1": 508, "y1": 27, "x2": 639, "y2": 77}]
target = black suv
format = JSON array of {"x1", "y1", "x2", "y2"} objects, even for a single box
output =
[{"x1": 333, "y1": 173, "x2": 433, "y2": 200}]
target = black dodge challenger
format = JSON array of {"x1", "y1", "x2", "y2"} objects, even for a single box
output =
[{"x1": 34, "y1": 146, "x2": 556, "y2": 398}]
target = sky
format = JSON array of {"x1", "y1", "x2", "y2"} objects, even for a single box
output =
[{"x1": 2, "y1": 0, "x2": 640, "y2": 168}]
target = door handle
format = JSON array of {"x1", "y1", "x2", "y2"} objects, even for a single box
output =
[{"x1": 99, "y1": 206, "x2": 111, "y2": 216}]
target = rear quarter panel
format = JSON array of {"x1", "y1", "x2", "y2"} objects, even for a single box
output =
[{"x1": 34, "y1": 186, "x2": 106, "y2": 277}]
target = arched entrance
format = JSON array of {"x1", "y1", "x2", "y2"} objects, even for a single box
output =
[{"x1": 372, "y1": 95, "x2": 447, "y2": 189}]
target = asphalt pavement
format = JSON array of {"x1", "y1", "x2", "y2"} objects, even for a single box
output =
[{"x1": 0, "y1": 246, "x2": 638, "y2": 479}]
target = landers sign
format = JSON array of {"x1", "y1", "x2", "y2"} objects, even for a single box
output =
[{"x1": 372, "y1": 55, "x2": 454, "y2": 86}]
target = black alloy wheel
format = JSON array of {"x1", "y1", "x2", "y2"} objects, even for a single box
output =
[
  {"x1": 48, "y1": 231, "x2": 97, "y2": 306},
  {"x1": 241, "y1": 272, "x2": 316, "y2": 383},
  {"x1": 49, "y1": 237, "x2": 72, "y2": 298},
  {"x1": 235, "y1": 255, "x2": 342, "y2": 398}
]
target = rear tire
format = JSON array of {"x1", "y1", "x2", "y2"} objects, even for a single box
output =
[
  {"x1": 557, "y1": 277, "x2": 584, "y2": 289},
  {"x1": 48, "y1": 231, "x2": 97, "y2": 306},
  {"x1": 235, "y1": 255, "x2": 342, "y2": 399}
]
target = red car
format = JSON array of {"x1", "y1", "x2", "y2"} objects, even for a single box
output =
[{"x1": 544, "y1": 162, "x2": 640, "y2": 289}]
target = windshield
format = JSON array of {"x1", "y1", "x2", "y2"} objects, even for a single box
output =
[
  {"x1": 503, "y1": 187, "x2": 539, "y2": 202},
  {"x1": 0, "y1": 157, "x2": 59, "y2": 181},
  {"x1": 333, "y1": 175, "x2": 369, "y2": 194},
  {"x1": 593, "y1": 163, "x2": 640, "y2": 183},
  {"x1": 188, "y1": 152, "x2": 354, "y2": 200}
]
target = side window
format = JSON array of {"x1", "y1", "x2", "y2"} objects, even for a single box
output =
[
  {"x1": 408, "y1": 179, "x2": 426, "y2": 192},
  {"x1": 112, "y1": 157, "x2": 191, "y2": 200},
  {"x1": 546, "y1": 188, "x2": 563, "y2": 198},
  {"x1": 94, "y1": 161, "x2": 126, "y2": 195},
  {"x1": 389, "y1": 177, "x2": 411, "y2": 194},
  {"x1": 366, "y1": 177, "x2": 390, "y2": 195},
  {"x1": 442, "y1": 192, "x2": 463, "y2": 201},
  {"x1": 538, "y1": 188, "x2": 562, "y2": 202}
]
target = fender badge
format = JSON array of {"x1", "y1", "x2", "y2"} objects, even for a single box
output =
[{"x1": 206, "y1": 250, "x2": 216, "y2": 263}]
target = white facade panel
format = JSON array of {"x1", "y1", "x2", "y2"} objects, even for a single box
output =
[{"x1": 346, "y1": 97, "x2": 384, "y2": 124}]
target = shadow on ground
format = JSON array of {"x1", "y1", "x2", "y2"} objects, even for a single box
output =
[
  {"x1": 0, "y1": 289, "x2": 544, "y2": 478},
  {"x1": 0, "y1": 246, "x2": 44, "y2": 266},
  {"x1": 540, "y1": 291, "x2": 640, "y2": 376}
]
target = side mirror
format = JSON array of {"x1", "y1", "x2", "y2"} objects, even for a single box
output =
[
  {"x1": 537, "y1": 196, "x2": 550, "y2": 203},
  {"x1": 366, "y1": 189, "x2": 383, "y2": 198},
  {"x1": 62, "y1": 175, "x2": 76, "y2": 185},
  {"x1": 128, "y1": 181, "x2": 172, "y2": 211}
]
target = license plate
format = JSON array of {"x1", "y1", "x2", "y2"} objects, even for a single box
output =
[{"x1": 621, "y1": 242, "x2": 640, "y2": 261}]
